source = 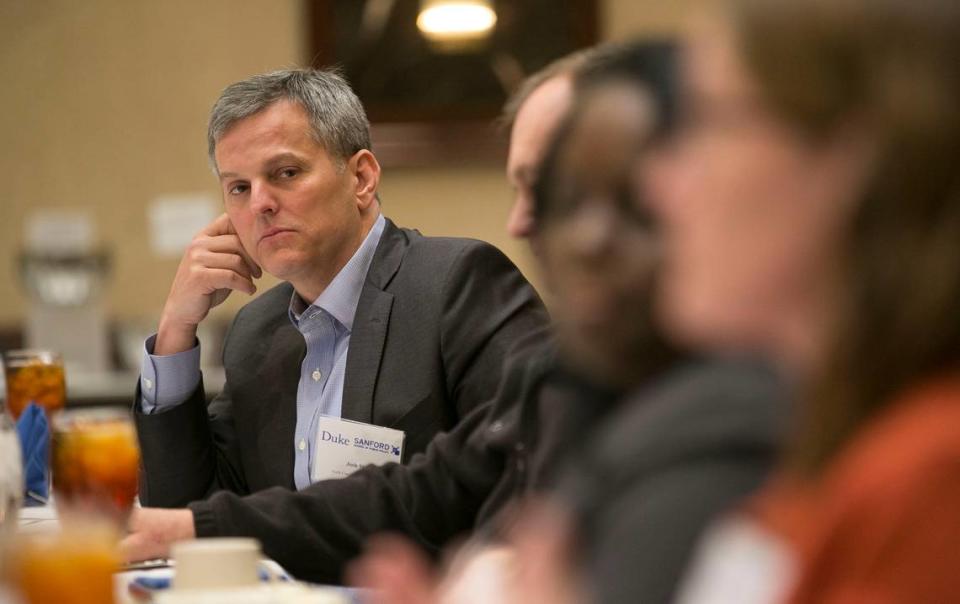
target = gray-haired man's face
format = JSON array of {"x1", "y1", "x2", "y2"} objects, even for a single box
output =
[{"x1": 214, "y1": 100, "x2": 369, "y2": 291}]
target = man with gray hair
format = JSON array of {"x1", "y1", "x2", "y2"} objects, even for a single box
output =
[
  {"x1": 121, "y1": 45, "x2": 668, "y2": 583},
  {"x1": 134, "y1": 68, "x2": 547, "y2": 508}
]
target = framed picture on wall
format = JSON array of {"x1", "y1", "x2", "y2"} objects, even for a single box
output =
[{"x1": 309, "y1": 0, "x2": 599, "y2": 166}]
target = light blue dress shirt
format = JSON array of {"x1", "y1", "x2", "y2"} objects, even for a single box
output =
[{"x1": 140, "y1": 213, "x2": 386, "y2": 491}]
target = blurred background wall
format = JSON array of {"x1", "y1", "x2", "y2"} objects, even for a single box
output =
[{"x1": 0, "y1": 0, "x2": 700, "y2": 341}]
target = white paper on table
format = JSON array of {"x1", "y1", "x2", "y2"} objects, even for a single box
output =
[{"x1": 16, "y1": 505, "x2": 59, "y2": 533}]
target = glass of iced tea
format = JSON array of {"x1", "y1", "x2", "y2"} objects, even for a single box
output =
[
  {"x1": 2, "y1": 349, "x2": 66, "y2": 421},
  {"x1": 51, "y1": 407, "x2": 139, "y2": 526},
  {"x1": 3, "y1": 521, "x2": 120, "y2": 604}
]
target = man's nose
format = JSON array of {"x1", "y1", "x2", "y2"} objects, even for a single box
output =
[{"x1": 249, "y1": 181, "x2": 279, "y2": 214}]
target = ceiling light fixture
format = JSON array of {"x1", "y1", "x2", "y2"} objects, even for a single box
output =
[{"x1": 417, "y1": 0, "x2": 497, "y2": 50}]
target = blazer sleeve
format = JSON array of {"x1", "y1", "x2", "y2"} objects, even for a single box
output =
[
  {"x1": 438, "y1": 241, "x2": 549, "y2": 419},
  {"x1": 186, "y1": 338, "x2": 549, "y2": 584},
  {"x1": 134, "y1": 376, "x2": 249, "y2": 508},
  {"x1": 188, "y1": 392, "x2": 504, "y2": 583}
]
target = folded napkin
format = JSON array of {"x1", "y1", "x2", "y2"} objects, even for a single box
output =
[{"x1": 15, "y1": 402, "x2": 49, "y2": 506}]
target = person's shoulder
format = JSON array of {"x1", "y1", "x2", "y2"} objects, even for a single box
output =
[
  {"x1": 480, "y1": 327, "x2": 557, "y2": 433},
  {"x1": 403, "y1": 231, "x2": 510, "y2": 266},
  {"x1": 823, "y1": 376, "x2": 960, "y2": 507},
  {"x1": 501, "y1": 325, "x2": 557, "y2": 380},
  {"x1": 383, "y1": 220, "x2": 504, "y2": 260},
  {"x1": 649, "y1": 357, "x2": 789, "y2": 419},
  {"x1": 594, "y1": 357, "x2": 791, "y2": 467},
  {"x1": 385, "y1": 225, "x2": 524, "y2": 294}
]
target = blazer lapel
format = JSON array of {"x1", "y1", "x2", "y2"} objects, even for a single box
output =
[
  {"x1": 257, "y1": 318, "x2": 304, "y2": 488},
  {"x1": 341, "y1": 219, "x2": 409, "y2": 423}
]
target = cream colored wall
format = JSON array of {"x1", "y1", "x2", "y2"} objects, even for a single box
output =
[
  {"x1": 0, "y1": 0, "x2": 701, "y2": 330},
  {"x1": 603, "y1": 0, "x2": 711, "y2": 40},
  {"x1": 0, "y1": 0, "x2": 307, "y2": 326}
]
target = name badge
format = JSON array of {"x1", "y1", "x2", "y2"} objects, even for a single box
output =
[{"x1": 310, "y1": 415, "x2": 405, "y2": 482}]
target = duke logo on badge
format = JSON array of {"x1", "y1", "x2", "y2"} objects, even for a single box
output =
[{"x1": 311, "y1": 416, "x2": 406, "y2": 482}]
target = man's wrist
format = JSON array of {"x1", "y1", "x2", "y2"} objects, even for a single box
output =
[
  {"x1": 155, "y1": 317, "x2": 199, "y2": 356},
  {"x1": 140, "y1": 332, "x2": 201, "y2": 413},
  {"x1": 177, "y1": 508, "x2": 197, "y2": 540}
]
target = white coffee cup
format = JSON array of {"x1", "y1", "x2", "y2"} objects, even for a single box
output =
[
  {"x1": 156, "y1": 584, "x2": 351, "y2": 604},
  {"x1": 172, "y1": 538, "x2": 264, "y2": 590}
]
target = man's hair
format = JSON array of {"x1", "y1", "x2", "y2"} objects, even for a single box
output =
[
  {"x1": 207, "y1": 68, "x2": 371, "y2": 172},
  {"x1": 498, "y1": 43, "x2": 629, "y2": 133}
]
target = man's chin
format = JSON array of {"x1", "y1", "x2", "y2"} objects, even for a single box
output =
[{"x1": 258, "y1": 257, "x2": 301, "y2": 283}]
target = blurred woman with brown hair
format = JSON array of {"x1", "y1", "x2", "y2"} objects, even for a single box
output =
[{"x1": 647, "y1": 0, "x2": 960, "y2": 601}]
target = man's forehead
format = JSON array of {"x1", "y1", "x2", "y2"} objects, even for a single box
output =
[
  {"x1": 512, "y1": 76, "x2": 574, "y2": 139},
  {"x1": 219, "y1": 103, "x2": 308, "y2": 144},
  {"x1": 571, "y1": 85, "x2": 655, "y2": 160},
  {"x1": 508, "y1": 75, "x2": 574, "y2": 178},
  {"x1": 214, "y1": 102, "x2": 318, "y2": 173}
]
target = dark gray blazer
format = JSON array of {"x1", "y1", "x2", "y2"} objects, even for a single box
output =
[{"x1": 134, "y1": 219, "x2": 548, "y2": 507}]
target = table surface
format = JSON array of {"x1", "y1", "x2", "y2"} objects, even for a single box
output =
[{"x1": 14, "y1": 506, "x2": 359, "y2": 604}]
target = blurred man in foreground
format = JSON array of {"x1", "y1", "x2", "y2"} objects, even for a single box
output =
[{"x1": 352, "y1": 44, "x2": 789, "y2": 604}]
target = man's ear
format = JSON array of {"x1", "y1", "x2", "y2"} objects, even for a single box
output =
[{"x1": 352, "y1": 149, "x2": 381, "y2": 210}]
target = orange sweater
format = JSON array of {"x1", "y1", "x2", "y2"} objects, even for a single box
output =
[{"x1": 753, "y1": 377, "x2": 960, "y2": 603}]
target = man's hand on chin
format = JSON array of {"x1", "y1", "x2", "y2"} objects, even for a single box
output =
[{"x1": 121, "y1": 507, "x2": 197, "y2": 562}]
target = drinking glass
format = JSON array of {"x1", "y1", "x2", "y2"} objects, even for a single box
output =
[
  {"x1": 2, "y1": 350, "x2": 66, "y2": 421},
  {"x1": 3, "y1": 522, "x2": 120, "y2": 604},
  {"x1": 51, "y1": 407, "x2": 139, "y2": 526},
  {"x1": 0, "y1": 411, "x2": 23, "y2": 535}
]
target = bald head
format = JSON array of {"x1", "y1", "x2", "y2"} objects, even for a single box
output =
[{"x1": 505, "y1": 75, "x2": 574, "y2": 240}]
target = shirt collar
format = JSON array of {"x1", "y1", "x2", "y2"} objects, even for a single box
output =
[{"x1": 288, "y1": 213, "x2": 386, "y2": 332}]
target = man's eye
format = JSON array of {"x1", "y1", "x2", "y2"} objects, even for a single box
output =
[
  {"x1": 228, "y1": 183, "x2": 249, "y2": 195},
  {"x1": 277, "y1": 168, "x2": 299, "y2": 179}
]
